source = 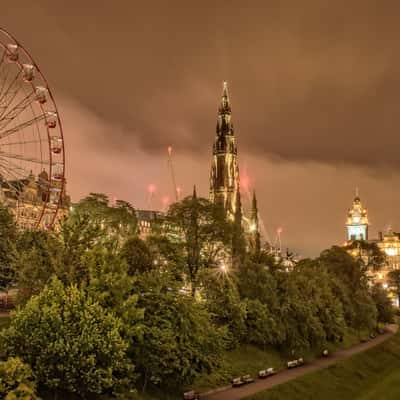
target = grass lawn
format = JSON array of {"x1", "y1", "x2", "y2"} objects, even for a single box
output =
[{"x1": 245, "y1": 329, "x2": 400, "y2": 400}]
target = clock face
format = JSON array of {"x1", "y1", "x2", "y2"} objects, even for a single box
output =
[{"x1": 348, "y1": 225, "x2": 367, "y2": 240}]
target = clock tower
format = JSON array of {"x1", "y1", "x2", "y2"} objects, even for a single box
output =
[{"x1": 346, "y1": 191, "x2": 369, "y2": 241}]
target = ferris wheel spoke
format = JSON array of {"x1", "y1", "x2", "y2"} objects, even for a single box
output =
[
  {"x1": 0, "y1": 139, "x2": 46, "y2": 147},
  {"x1": 0, "y1": 163, "x2": 29, "y2": 193},
  {"x1": 0, "y1": 68, "x2": 11, "y2": 100},
  {"x1": 0, "y1": 71, "x2": 23, "y2": 117},
  {"x1": 0, "y1": 150, "x2": 45, "y2": 165},
  {"x1": 0, "y1": 89, "x2": 36, "y2": 130},
  {"x1": 0, "y1": 114, "x2": 46, "y2": 140},
  {"x1": 0, "y1": 157, "x2": 36, "y2": 179},
  {"x1": 0, "y1": 50, "x2": 6, "y2": 71}
]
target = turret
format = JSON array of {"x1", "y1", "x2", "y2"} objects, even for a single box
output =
[{"x1": 249, "y1": 191, "x2": 261, "y2": 254}]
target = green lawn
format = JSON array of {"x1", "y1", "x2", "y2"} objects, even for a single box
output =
[{"x1": 245, "y1": 329, "x2": 400, "y2": 400}]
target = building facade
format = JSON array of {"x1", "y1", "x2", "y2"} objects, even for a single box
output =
[
  {"x1": 209, "y1": 81, "x2": 240, "y2": 218},
  {"x1": 0, "y1": 171, "x2": 70, "y2": 230},
  {"x1": 344, "y1": 193, "x2": 400, "y2": 304}
]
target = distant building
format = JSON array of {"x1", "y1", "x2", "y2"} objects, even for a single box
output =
[
  {"x1": 377, "y1": 229, "x2": 400, "y2": 270},
  {"x1": 135, "y1": 209, "x2": 164, "y2": 239},
  {"x1": 343, "y1": 192, "x2": 400, "y2": 302},
  {"x1": 0, "y1": 170, "x2": 70, "y2": 230}
]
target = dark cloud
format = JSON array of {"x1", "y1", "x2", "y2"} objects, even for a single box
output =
[
  {"x1": 3, "y1": 0, "x2": 400, "y2": 166},
  {"x1": 3, "y1": 0, "x2": 400, "y2": 255}
]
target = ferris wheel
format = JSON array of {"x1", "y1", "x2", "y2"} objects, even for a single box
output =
[{"x1": 0, "y1": 28, "x2": 65, "y2": 229}]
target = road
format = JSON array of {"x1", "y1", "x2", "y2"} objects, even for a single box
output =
[{"x1": 202, "y1": 324, "x2": 398, "y2": 400}]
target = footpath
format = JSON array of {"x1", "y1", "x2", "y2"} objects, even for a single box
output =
[{"x1": 202, "y1": 324, "x2": 398, "y2": 400}]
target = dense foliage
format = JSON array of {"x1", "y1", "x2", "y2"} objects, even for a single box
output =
[
  {"x1": 1, "y1": 278, "x2": 132, "y2": 398},
  {"x1": 0, "y1": 357, "x2": 38, "y2": 399},
  {"x1": 0, "y1": 192, "x2": 394, "y2": 398}
]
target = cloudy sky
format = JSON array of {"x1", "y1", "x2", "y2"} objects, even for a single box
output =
[{"x1": 3, "y1": 0, "x2": 400, "y2": 256}]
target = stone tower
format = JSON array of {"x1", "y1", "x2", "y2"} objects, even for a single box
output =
[
  {"x1": 209, "y1": 81, "x2": 240, "y2": 217},
  {"x1": 346, "y1": 190, "x2": 369, "y2": 241}
]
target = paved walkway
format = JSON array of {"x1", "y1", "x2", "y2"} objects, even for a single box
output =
[{"x1": 203, "y1": 324, "x2": 398, "y2": 400}]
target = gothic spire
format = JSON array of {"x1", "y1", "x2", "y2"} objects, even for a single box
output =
[
  {"x1": 210, "y1": 81, "x2": 239, "y2": 217},
  {"x1": 220, "y1": 81, "x2": 230, "y2": 113},
  {"x1": 250, "y1": 190, "x2": 261, "y2": 255},
  {"x1": 251, "y1": 191, "x2": 259, "y2": 230},
  {"x1": 217, "y1": 81, "x2": 233, "y2": 137},
  {"x1": 192, "y1": 184, "x2": 197, "y2": 200}
]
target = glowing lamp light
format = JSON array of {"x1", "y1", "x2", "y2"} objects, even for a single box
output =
[
  {"x1": 383, "y1": 283, "x2": 388, "y2": 289},
  {"x1": 385, "y1": 247, "x2": 397, "y2": 256},
  {"x1": 148, "y1": 184, "x2": 156, "y2": 194},
  {"x1": 167, "y1": 146, "x2": 172, "y2": 155},
  {"x1": 249, "y1": 223, "x2": 256, "y2": 232},
  {"x1": 220, "y1": 263, "x2": 228, "y2": 273},
  {"x1": 277, "y1": 227, "x2": 283, "y2": 234}
]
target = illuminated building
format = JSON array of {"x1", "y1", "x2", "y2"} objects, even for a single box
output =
[
  {"x1": 135, "y1": 209, "x2": 164, "y2": 239},
  {"x1": 209, "y1": 81, "x2": 240, "y2": 218},
  {"x1": 377, "y1": 229, "x2": 400, "y2": 270},
  {"x1": 346, "y1": 193, "x2": 368, "y2": 241},
  {"x1": 343, "y1": 192, "x2": 400, "y2": 304},
  {"x1": 0, "y1": 171, "x2": 70, "y2": 230}
]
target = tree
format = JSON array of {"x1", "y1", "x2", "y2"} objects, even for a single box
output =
[
  {"x1": 352, "y1": 290, "x2": 377, "y2": 337},
  {"x1": 85, "y1": 245, "x2": 144, "y2": 344},
  {"x1": 387, "y1": 269, "x2": 400, "y2": 305},
  {"x1": 231, "y1": 190, "x2": 246, "y2": 265},
  {"x1": 371, "y1": 284, "x2": 394, "y2": 326},
  {"x1": 345, "y1": 240, "x2": 386, "y2": 271},
  {"x1": 13, "y1": 230, "x2": 60, "y2": 300},
  {"x1": 1, "y1": 278, "x2": 133, "y2": 398},
  {"x1": 244, "y1": 299, "x2": 280, "y2": 349},
  {"x1": 319, "y1": 246, "x2": 367, "y2": 290},
  {"x1": 0, "y1": 357, "x2": 38, "y2": 400},
  {"x1": 72, "y1": 193, "x2": 137, "y2": 244},
  {"x1": 132, "y1": 270, "x2": 224, "y2": 391},
  {"x1": 120, "y1": 236, "x2": 154, "y2": 275},
  {"x1": 57, "y1": 213, "x2": 106, "y2": 285},
  {"x1": 166, "y1": 191, "x2": 231, "y2": 296},
  {"x1": 319, "y1": 246, "x2": 377, "y2": 333},
  {"x1": 201, "y1": 270, "x2": 246, "y2": 347},
  {"x1": 0, "y1": 205, "x2": 17, "y2": 294},
  {"x1": 237, "y1": 260, "x2": 279, "y2": 307}
]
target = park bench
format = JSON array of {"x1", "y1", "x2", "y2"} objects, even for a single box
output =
[
  {"x1": 258, "y1": 367, "x2": 276, "y2": 379},
  {"x1": 242, "y1": 374, "x2": 255, "y2": 384},
  {"x1": 231, "y1": 377, "x2": 245, "y2": 387},
  {"x1": 287, "y1": 357, "x2": 304, "y2": 368},
  {"x1": 183, "y1": 390, "x2": 199, "y2": 400}
]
